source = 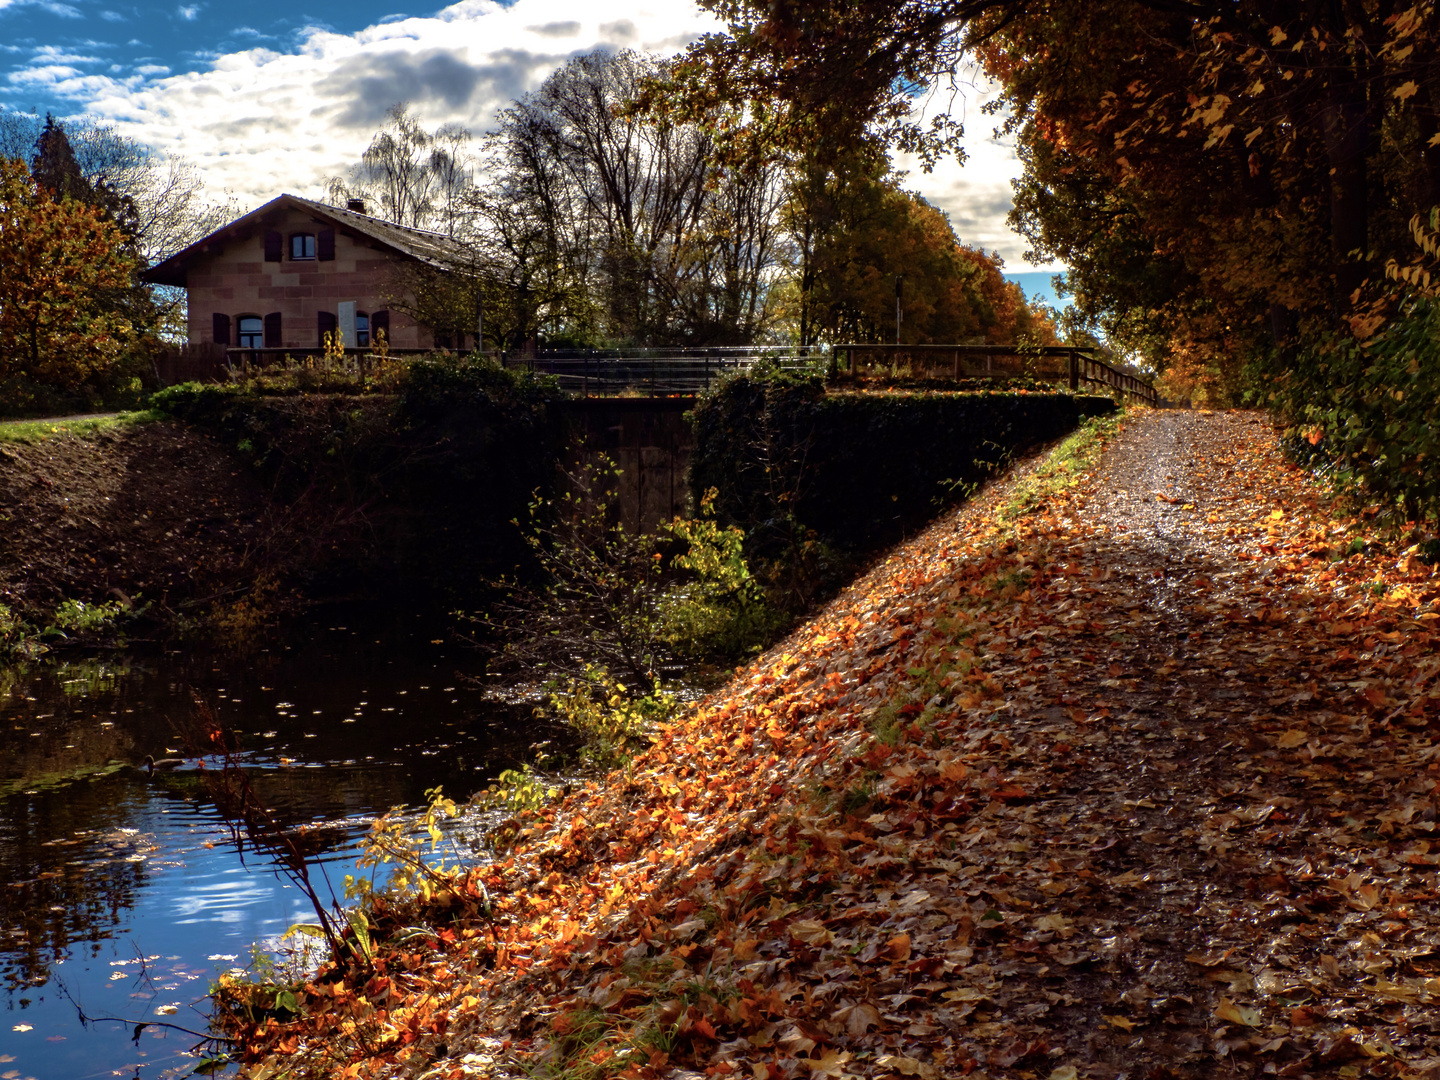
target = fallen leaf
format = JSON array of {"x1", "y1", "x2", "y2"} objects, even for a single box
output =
[
  {"x1": 1215, "y1": 997, "x2": 1261, "y2": 1026},
  {"x1": 880, "y1": 933, "x2": 912, "y2": 962}
]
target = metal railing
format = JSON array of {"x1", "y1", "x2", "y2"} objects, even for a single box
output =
[{"x1": 504, "y1": 346, "x2": 828, "y2": 395}]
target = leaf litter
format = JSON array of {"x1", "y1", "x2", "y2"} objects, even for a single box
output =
[{"x1": 232, "y1": 409, "x2": 1440, "y2": 1080}]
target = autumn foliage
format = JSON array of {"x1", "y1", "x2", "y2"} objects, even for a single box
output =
[
  {"x1": 0, "y1": 157, "x2": 143, "y2": 392},
  {"x1": 221, "y1": 410, "x2": 1440, "y2": 1079}
]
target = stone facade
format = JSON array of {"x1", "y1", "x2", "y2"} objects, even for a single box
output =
[
  {"x1": 183, "y1": 204, "x2": 430, "y2": 351},
  {"x1": 145, "y1": 194, "x2": 473, "y2": 353}
]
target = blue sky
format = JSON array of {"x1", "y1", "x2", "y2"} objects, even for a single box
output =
[{"x1": 0, "y1": 0, "x2": 1062, "y2": 288}]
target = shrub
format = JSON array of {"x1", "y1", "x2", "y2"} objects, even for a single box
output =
[{"x1": 1263, "y1": 297, "x2": 1440, "y2": 525}]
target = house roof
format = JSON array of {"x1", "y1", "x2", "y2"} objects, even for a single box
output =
[{"x1": 141, "y1": 193, "x2": 471, "y2": 287}]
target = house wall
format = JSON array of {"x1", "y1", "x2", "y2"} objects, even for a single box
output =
[{"x1": 184, "y1": 205, "x2": 435, "y2": 351}]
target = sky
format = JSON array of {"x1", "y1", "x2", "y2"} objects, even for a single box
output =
[{"x1": 0, "y1": 0, "x2": 1066, "y2": 304}]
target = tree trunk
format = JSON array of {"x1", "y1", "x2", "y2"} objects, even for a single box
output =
[{"x1": 1321, "y1": 85, "x2": 1370, "y2": 304}]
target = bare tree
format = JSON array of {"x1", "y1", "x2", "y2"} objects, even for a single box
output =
[
  {"x1": 2, "y1": 112, "x2": 233, "y2": 265},
  {"x1": 326, "y1": 104, "x2": 473, "y2": 231},
  {"x1": 483, "y1": 49, "x2": 788, "y2": 346}
]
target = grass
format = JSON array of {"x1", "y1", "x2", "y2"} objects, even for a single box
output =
[
  {"x1": 998, "y1": 410, "x2": 1125, "y2": 522},
  {"x1": 0, "y1": 410, "x2": 162, "y2": 444}
]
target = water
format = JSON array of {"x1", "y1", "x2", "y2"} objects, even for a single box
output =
[{"x1": 0, "y1": 613, "x2": 565, "y2": 1079}]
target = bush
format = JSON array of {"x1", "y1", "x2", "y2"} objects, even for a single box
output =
[
  {"x1": 149, "y1": 357, "x2": 569, "y2": 602},
  {"x1": 1262, "y1": 297, "x2": 1440, "y2": 525},
  {"x1": 689, "y1": 365, "x2": 1116, "y2": 554}
]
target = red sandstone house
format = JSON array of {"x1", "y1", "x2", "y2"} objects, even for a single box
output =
[{"x1": 143, "y1": 193, "x2": 469, "y2": 356}]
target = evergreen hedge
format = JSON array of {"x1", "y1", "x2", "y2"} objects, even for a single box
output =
[
  {"x1": 689, "y1": 369, "x2": 1115, "y2": 552},
  {"x1": 1260, "y1": 297, "x2": 1440, "y2": 526},
  {"x1": 149, "y1": 358, "x2": 565, "y2": 598}
]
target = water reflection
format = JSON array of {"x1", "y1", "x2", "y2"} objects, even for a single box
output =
[{"x1": 0, "y1": 613, "x2": 568, "y2": 1080}]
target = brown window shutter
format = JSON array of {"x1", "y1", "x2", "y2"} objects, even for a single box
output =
[
  {"x1": 371, "y1": 309, "x2": 389, "y2": 342},
  {"x1": 264, "y1": 312, "x2": 282, "y2": 348},
  {"x1": 318, "y1": 310, "x2": 337, "y2": 347},
  {"x1": 317, "y1": 228, "x2": 335, "y2": 261},
  {"x1": 213, "y1": 312, "x2": 231, "y2": 346},
  {"x1": 263, "y1": 230, "x2": 282, "y2": 262}
]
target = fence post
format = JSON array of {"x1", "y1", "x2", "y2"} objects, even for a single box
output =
[{"x1": 1068, "y1": 351, "x2": 1079, "y2": 391}]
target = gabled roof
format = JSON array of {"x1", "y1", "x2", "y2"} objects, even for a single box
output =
[{"x1": 141, "y1": 193, "x2": 471, "y2": 287}]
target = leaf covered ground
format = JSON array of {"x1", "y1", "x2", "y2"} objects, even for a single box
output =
[{"x1": 238, "y1": 409, "x2": 1440, "y2": 1080}]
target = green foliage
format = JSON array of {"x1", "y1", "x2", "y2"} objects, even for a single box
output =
[
  {"x1": 0, "y1": 604, "x2": 45, "y2": 661},
  {"x1": 346, "y1": 786, "x2": 463, "y2": 903},
  {"x1": 396, "y1": 352, "x2": 560, "y2": 420},
  {"x1": 483, "y1": 453, "x2": 789, "y2": 702},
  {"x1": 1000, "y1": 412, "x2": 1124, "y2": 522},
  {"x1": 658, "y1": 490, "x2": 788, "y2": 659},
  {"x1": 1263, "y1": 297, "x2": 1440, "y2": 525},
  {"x1": 689, "y1": 365, "x2": 1116, "y2": 554},
  {"x1": 479, "y1": 763, "x2": 563, "y2": 815},
  {"x1": 546, "y1": 664, "x2": 676, "y2": 771},
  {"x1": 0, "y1": 409, "x2": 158, "y2": 442},
  {"x1": 49, "y1": 597, "x2": 130, "y2": 634},
  {"x1": 1, "y1": 595, "x2": 141, "y2": 659}
]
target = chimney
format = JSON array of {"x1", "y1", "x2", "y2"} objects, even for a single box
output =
[{"x1": 346, "y1": 198, "x2": 367, "y2": 214}]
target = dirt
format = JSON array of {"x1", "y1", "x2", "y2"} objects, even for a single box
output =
[{"x1": 0, "y1": 420, "x2": 272, "y2": 624}]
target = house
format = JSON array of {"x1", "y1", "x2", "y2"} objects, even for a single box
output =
[{"x1": 143, "y1": 193, "x2": 473, "y2": 354}]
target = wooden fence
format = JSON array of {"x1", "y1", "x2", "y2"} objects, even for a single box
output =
[
  {"x1": 152, "y1": 341, "x2": 1159, "y2": 405},
  {"x1": 836, "y1": 344, "x2": 1159, "y2": 406}
]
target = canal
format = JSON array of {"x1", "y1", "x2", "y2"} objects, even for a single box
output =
[{"x1": 0, "y1": 611, "x2": 567, "y2": 1079}]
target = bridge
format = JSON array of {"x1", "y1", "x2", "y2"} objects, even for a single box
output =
[{"x1": 504, "y1": 343, "x2": 1158, "y2": 406}]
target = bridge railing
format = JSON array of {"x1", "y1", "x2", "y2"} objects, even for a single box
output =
[
  {"x1": 503, "y1": 347, "x2": 828, "y2": 395},
  {"x1": 836, "y1": 344, "x2": 1158, "y2": 406}
]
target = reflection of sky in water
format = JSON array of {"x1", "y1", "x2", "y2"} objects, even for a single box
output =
[
  {"x1": 0, "y1": 784, "x2": 369, "y2": 1080},
  {"x1": 0, "y1": 612, "x2": 565, "y2": 1080}
]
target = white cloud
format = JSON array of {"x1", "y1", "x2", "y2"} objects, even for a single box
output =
[
  {"x1": 67, "y1": 0, "x2": 722, "y2": 208},
  {"x1": 31, "y1": 0, "x2": 1035, "y2": 268},
  {"x1": 899, "y1": 72, "x2": 1059, "y2": 272},
  {"x1": 177, "y1": 4, "x2": 198, "y2": 20}
]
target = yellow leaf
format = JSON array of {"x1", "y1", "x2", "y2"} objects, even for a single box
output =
[
  {"x1": 803, "y1": 1048, "x2": 851, "y2": 1077},
  {"x1": 1270, "y1": 509, "x2": 1285, "y2": 520},
  {"x1": 1215, "y1": 996, "x2": 1261, "y2": 1026},
  {"x1": 1277, "y1": 730, "x2": 1308, "y2": 749},
  {"x1": 1395, "y1": 81, "x2": 1419, "y2": 102},
  {"x1": 789, "y1": 919, "x2": 834, "y2": 945},
  {"x1": 1269, "y1": 25, "x2": 1286, "y2": 44},
  {"x1": 1105, "y1": 1014, "x2": 1136, "y2": 1031},
  {"x1": 1049, "y1": 1068, "x2": 1080, "y2": 1080},
  {"x1": 1244, "y1": 125, "x2": 1265, "y2": 146},
  {"x1": 876, "y1": 1055, "x2": 922, "y2": 1076}
]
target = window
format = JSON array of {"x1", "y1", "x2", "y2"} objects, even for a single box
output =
[
  {"x1": 318, "y1": 311, "x2": 338, "y2": 348},
  {"x1": 356, "y1": 312, "x2": 370, "y2": 347},
  {"x1": 290, "y1": 233, "x2": 316, "y2": 260},
  {"x1": 237, "y1": 316, "x2": 263, "y2": 349}
]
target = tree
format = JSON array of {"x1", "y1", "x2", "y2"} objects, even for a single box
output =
[
  {"x1": 326, "y1": 104, "x2": 469, "y2": 231},
  {"x1": 787, "y1": 147, "x2": 1043, "y2": 346},
  {"x1": 686, "y1": 0, "x2": 1440, "y2": 366},
  {"x1": 0, "y1": 158, "x2": 144, "y2": 389},
  {"x1": 490, "y1": 49, "x2": 791, "y2": 346}
]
